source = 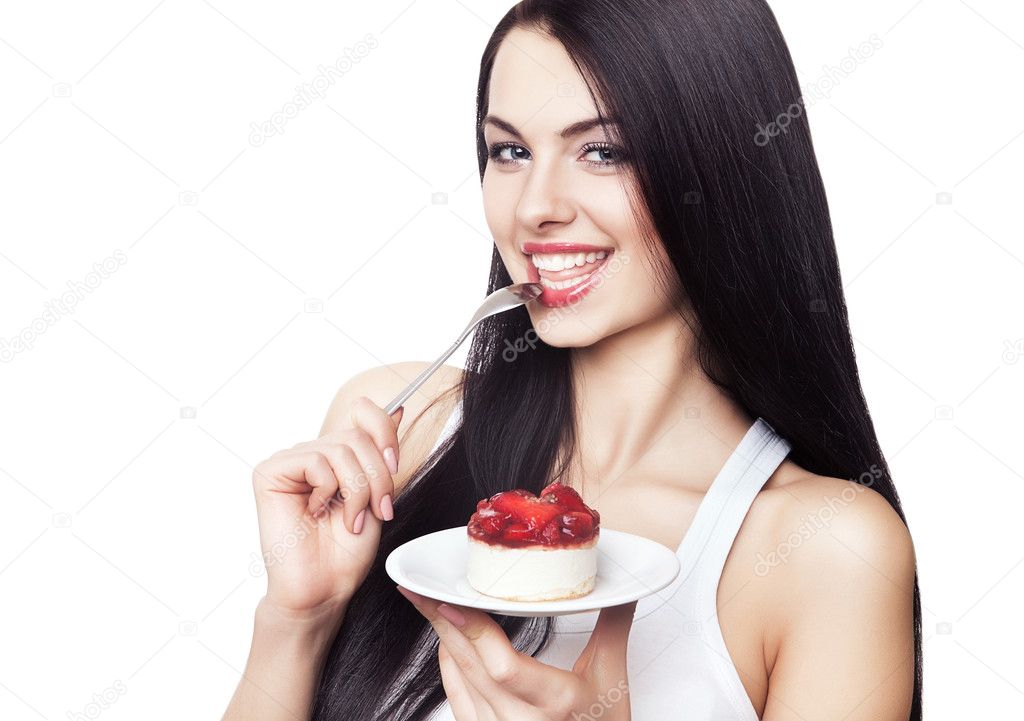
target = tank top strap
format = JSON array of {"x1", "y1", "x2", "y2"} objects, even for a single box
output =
[{"x1": 681, "y1": 417, "x2": 792, "y2": 612}]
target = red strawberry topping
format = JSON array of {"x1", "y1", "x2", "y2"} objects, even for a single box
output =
[{"x1": 467, "y1": 481, "x2": 600, "y2": 547}]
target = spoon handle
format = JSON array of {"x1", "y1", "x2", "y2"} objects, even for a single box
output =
[
  {"x1": 382, "y1": 282, "x2": 541, "y2": 416},
  {"x1": 384, "y1": 330, "x2": 468, "y2": 416}
]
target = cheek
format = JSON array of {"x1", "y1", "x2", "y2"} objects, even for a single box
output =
[
  {"x1": 580, "y1": 182, "x2": 640, "y2": 249},
  {"x1": 482, "y1": 175, "x2": 523, "y2": 278},
  {"x1": 481, "y1": 172, "x2": 514, "y2": 235},
  {"x1": 581, "y1": 187, "x2": 643, "y2": 276}
]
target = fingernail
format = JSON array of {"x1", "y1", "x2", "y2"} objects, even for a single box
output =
[
  {"x1": 353, "y1": 509, "x2": 366, "y2": 534},
  {"x1": 437, "y1": 603, "x2": 466, "y2": 628},
  {"x1": 380, "y1": 494, "x2": 394, "y2": 521},
  {"x1": 383, "y1": 447, "x2": 399, "y2": 475}
]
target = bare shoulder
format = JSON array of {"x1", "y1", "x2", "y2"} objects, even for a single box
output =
[
  {"x1": 729, "y1": 469, "x2": 916, "y2": 646},
  {"x1": 759, "y1": 473, "x2": 916, "y2": 580},
  {"x1": 318, "y1": 361, "x2": 464, "y2": 491},
  {"x1": 753, "y1": 473, "x2": 917, "y2": 718}
]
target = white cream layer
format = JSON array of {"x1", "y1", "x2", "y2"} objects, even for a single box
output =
[{"x1": 466, "y1": 536, "x2": 597, "y2": 602}]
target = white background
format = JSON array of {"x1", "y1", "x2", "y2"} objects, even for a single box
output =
[{"x1": 1, "y1": 1, "x2": 1021, "y2": 718}]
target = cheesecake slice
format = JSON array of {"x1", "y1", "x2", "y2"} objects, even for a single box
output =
[{"x1": 466, "y1": 481, "x2": 600, "y2": 601}]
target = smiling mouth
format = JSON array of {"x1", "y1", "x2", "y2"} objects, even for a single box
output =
[
  {"x1": 532, "y1": 250, "x2": 611, "y2": 290},
  {"x1": 521, "y1": 242, "x2": 615, "y2": 307}
]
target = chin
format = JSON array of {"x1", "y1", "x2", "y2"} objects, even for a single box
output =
[{"x1": 524, "y1": 320, "x2": 605, "y2": 349}]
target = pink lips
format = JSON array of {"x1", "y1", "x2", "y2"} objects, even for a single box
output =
[{"x1": 521, "y1": 241, "x2": 615, "y2": 308}]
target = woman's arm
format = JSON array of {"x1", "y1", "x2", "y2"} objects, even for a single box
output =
[
  {"x1": 762, "y1": 479, "x2": 917, "y2": 720},
  {"x1": 221, "y1": 361, "x2": 462, "y2": 720},
  {"x1": 221, "y1": 597, "x2": 346, "y2": 721}
]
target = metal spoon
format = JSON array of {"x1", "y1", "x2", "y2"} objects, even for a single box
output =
[{"x1": 384, "y1": 282, "x2": 543, "y2": 415}]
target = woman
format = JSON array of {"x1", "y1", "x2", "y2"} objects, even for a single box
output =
[{"x1": 222, "y1": 1, "x2": 921, "y2": 719}]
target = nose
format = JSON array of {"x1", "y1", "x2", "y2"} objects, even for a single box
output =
[{"x1": 515, "y1": 155, "x2": 577, "y2": 232}]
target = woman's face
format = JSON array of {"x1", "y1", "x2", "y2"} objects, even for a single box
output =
[{"x1": 482, "y1": 27, "x2": 680, "y2": 348}]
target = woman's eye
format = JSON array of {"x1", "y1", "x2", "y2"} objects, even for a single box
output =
[
  {"x1": 486, "y1": 141, "x2": 627, "y2": 167},
  {"x1": 581, "y1": 143, "x2": 625, "y2": 166},
  {"x1": 488, "y1": 143, "x2": 531, "y2": 164}
]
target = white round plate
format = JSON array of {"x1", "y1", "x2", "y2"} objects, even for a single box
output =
[{"x1": 385, "y1": 526, "x2": 680, "y2": 617}]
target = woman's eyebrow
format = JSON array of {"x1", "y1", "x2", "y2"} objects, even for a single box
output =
[{"x1": 482, "y1": 114, "x2": 619, "y2": 139}]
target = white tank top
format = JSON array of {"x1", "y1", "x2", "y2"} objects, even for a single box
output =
[{"x1": 417, "y1": 398, "x2": 793, "y2": 721}]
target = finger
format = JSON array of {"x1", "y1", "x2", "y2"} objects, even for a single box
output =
[
  {"x1": 397, "y1": 586, "x2": 558, "y2": 710},
  {"x1": 307, "y1": 430, "x2": 391, "y2": 520},
  {"x1": 348, "y1": 396, "x2": 404, "y2": 474},
  {"x1": 438, "y1": 643, "x2": 490, "y2": 720},
  {"x1": 255, "y1": 450, "x2": 339, "y2": 515},
  {"x1": 334, "y1": 444, "x2": 379, "y2": 534},
  {"x1": 325, "y1": 428, "x2": 393, "y2": 524},
  {"x1": 439, "y1": 605, "x2": 564, "y2": 710},
  {"x1": 396, "y1": 586, "x2": 515, "y2": 704},
  {"x1": 309, "y1": 444, "x2": 374, "y2": 536},
  {"x1": 592, "y1": 600, "x2": 637, "y2": 654},
  {"x1": 574, "y1": 601, "x2": 637, "y2": 682}
]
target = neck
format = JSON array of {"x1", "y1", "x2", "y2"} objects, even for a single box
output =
[{"x1": 566, "y1": 311, "x2": 754, "y2": 496}]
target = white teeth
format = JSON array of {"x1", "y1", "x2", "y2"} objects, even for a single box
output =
[
  {"x1": 539, "y1": 274, "x2": 590, "y2": 290},
  {"x1": 529, "y1": 250, "x2": 612, "y2": 271}
]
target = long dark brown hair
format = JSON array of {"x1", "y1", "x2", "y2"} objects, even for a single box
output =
[{"x1": 311, "y1": 1, "x2": 923, "y2": 719}]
